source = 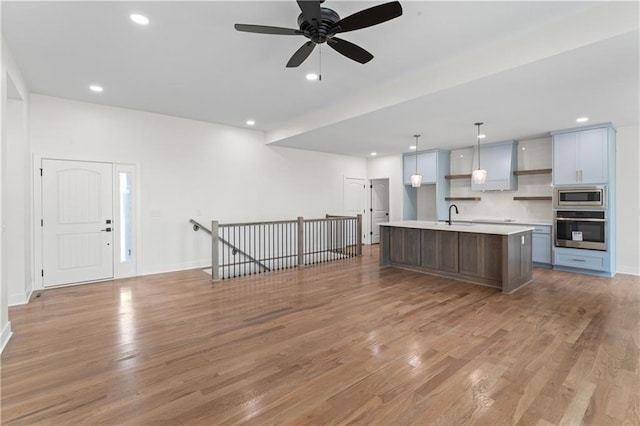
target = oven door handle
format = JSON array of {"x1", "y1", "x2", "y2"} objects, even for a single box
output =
[{"x1": 555, "y1": 218, "x2": 606, "y2": 222}]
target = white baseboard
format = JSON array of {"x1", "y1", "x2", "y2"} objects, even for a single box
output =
[
  {"x1": 8, "y1": 288, "x2": 33, "y2": 306},
  {"x1": 140, "y1": 261, "x2": 210, "y2": 277},
  {"x1": 1, "y1": 321, "x2": 13, "y2": 354},
  {"x1": 617, "y1": 265, "x2": 640, "y2": 276}
]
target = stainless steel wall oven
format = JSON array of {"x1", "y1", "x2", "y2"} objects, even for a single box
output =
[{"x1": 554, "y1": 210, "x2": 606, "y2": 251}]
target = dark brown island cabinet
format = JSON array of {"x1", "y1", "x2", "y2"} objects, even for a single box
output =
[{"x1": 380, "y1": 221, "x2": 534, "y2": 293}]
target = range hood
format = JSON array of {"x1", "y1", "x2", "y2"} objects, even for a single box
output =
[{"x1": 471, "y1": 141, "x2": 518, "y2": 191}]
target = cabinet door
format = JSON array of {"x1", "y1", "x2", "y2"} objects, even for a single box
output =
[
  {"x1": 459, "y1": 233, "x2": 482, "y2": 277},
  {"x1": 532, "y1": 234, "x2": 551, "y2": 264},
  {"x1": 403, "y1": 154, "x2": 415, "y2": 185},
  {"x1": 403, "y1": 228, "x2": 421, "y2": 266},
  {"x1": 418, "y1": 152, "x2": 437, "y2": 184},
  {"x1": 437, "y1": 231, "x2": 458, "y2": 273},
  {"x1": 420, "y1": 229, "x2": 438, "y2": 269},
  {"x1": 578, "y1": 128, "x2": 608, "y2": 184},
  {"x1": 390, "y1": 228, "x2": 420, "y2": 266},
  {"x1": 553, "y1": 132, "x2": 579, "y2": 185},
  {"x1": 403, "y1": 152, "x2": 437, "y2": 185}
]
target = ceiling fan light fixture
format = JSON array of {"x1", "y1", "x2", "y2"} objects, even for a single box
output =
[
  {"x1": 234, "y1": 1, "x2": 403, "y2": 68},
  {"x1": 305, "y1": 73, "x2": 318, "y2": 81},
  {"x1": 473, "y1": 122, "x2": 487, "y2": 185}
]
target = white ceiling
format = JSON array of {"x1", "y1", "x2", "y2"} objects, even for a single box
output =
[{"x1": 2, "y1": 1, "x2": 639, "y2": 157}]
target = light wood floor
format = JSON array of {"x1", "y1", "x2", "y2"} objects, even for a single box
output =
[{"x1": 2, "y1": 246, "x2": 639, "y2": 425}]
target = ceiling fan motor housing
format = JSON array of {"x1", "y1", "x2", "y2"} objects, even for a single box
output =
[{"x1": 297, "y1": 8, "x2": 340, "y2": 43}]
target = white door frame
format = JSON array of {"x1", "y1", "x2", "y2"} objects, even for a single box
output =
[{"x1": 32, "y1": 153, "x2": 141, "y2": 290}]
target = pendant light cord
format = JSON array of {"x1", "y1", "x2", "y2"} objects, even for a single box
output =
[
  {"x1": 414, "y1": 135, "x2": 420, "y2": 174},
  {"x1": 475, "y1": 122, "x2": 483, "y2": 170},
  {"x1": 319, "y1": 44, "x2": 322, "y2": 81}
]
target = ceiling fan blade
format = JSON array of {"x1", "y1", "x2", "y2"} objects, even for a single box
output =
[
  {"x1": 286, "y1": 41, "x2": 316, "y2": 68},
  {"x1": 234, "y1": 24, "x2": 303, "y2": 36},
  {"x1": 331, "y1": 1, "x2": 403, "y2": 33},
  {"x1": 297, "y1": 0, "x2": 321, "y2": 26},
  {"x1": 327, "y1": 37, "x2": 373, "y2": 64}
]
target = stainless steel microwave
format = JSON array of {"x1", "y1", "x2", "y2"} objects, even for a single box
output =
[{"x1": 553, "y1": 186, "x2": 606, "y2": 209}]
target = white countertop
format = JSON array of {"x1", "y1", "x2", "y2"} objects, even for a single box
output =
[{"x1": 381, "y1": 220, "x2": 535, "y2": 235}]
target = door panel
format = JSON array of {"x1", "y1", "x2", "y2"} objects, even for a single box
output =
[
  {"x1": 371, "y1": 179, "x2": 389, "y2": 244},
  {"x1": 42, "y1": 159, "x2": 114, "y2": 287}
]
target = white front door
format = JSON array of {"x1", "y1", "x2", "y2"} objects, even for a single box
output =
[
  {"x1": 42, "y1": 159, "x2": 114, "y2": 287},
  {"x1": 371, "y1": 179, "x2": 389, "y2": 244}
]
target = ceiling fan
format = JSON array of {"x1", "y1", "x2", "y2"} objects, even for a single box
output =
[{"x1": 234, "y1": 0, "x2": 403, "y2": 68}]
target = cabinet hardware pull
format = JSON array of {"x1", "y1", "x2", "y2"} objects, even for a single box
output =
[{"x1": 571, "y1": 258, "x2": 586, "y2": 262}]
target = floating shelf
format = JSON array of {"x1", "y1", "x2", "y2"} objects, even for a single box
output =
[
  {"x1": 513, "y1": 168, "x2": 552, "y2": 176},
  {"x1": 445, "y1": 197, "x2": 481, "y2": 201},
  {"x1": 513, "y1": 196, "x2": 552, "y2": 201},
  {"x1": 445, "y1": 174, "x2": 472, "y2": 180}
]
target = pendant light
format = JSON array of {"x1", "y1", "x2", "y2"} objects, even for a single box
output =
[
  {"x1": 410, "y1": 134, "x2": 422, "y2": 187},
  {"x1": 472, "y1": 122, "x2": 487, "y2": 184}
]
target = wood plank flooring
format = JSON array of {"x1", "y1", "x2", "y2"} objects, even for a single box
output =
[{"x1": 2, "y1": 246, "x2": 639, "y2": 425}]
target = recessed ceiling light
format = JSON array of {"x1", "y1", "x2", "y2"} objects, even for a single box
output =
[
  {"x1": 306, "y1": 73, "x2": 318, "y2": 81},
  {"x1": 246, "y1": 120, "x2": 255, "y2": 126},
  {"x1": 478, "y1": 134, "x2": 486, "y2": 139},
  {"x1": 370, "y1": 152, "x2": 377, "y2": 156},
  {"x1": 576, "y1": 117, "x2": 589, "y2": 123},
  {"x1": 409, "y1": 145, "x2": 416, "y2": 150},
  {"x1": 130, "y1": 14, "x2": 149, "y2": 25},
  {"x1": 89, "y1": 85, "x2": 103, "y2": 93}
]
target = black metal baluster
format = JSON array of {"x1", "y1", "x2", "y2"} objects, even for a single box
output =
[{"x1": 221, "y1": 226, "x2": 225, "y2": 280}]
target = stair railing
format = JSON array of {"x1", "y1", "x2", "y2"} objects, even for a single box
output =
[{"x1": 190, "y1": 215, "x2": 362, "y2": 282}]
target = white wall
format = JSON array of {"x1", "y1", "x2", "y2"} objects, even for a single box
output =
[
  {"x1": 1, "y1": 36, "x2": 31, "y2": 352},
  {"x1": 616, "y1": 125, "x2": 640, "y2": 275},
  {"x1": 29, "y1": 95, "x2": 367, "y2": 278}
]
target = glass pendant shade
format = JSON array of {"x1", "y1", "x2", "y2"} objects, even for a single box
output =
[
  {"x1": 472, "y1": 168, "x2": 487, "y2": 184},
  {"x1": 411, "y1": 174, "x2": 422, "y2": 187},
  {"x1": 472, "y1": 122, "x2": 486, "y2": 184}
]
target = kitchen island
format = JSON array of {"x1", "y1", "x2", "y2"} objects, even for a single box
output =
[{"x1": 380, "y1": 221, "x2": 534, "y2": 293}]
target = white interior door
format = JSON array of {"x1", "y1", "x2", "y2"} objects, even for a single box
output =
[
  {"x1": 42, "y1": 159, "x2": 114, "y2": 287},
  {"x1": 371, "y1": 179, "x2": 389, "y2": 244}
]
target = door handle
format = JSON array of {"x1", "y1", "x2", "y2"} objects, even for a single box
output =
[{"x1": 101, "y1": 227, "x2": 112, "y2": 232}]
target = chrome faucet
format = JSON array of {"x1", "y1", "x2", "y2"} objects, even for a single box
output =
[{"x1": 447, "y1": 204, "x2": 459, "y2": 225}]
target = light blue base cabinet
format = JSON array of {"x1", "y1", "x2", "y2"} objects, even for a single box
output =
[
  {"x1": 531, "y1": 225, "x2": 551, "y2": 267},
  {"x1": 553, "y1": 247, "x2": 613, "y2": 277}
]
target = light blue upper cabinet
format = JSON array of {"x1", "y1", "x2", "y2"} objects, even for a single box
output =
[
  {"x1": 471, "y1": 141, "x2": 518, "y2": 191},
  {"x1": 403, "y1": 151, "x2": 437, "y2": 185},
  {"x1": 552, "y1": 126, "x2": 609, "y2": 185}
]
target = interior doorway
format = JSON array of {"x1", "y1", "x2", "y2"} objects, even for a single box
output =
[{"x1": 370, "y1": 179, "x2": 389, "y2": 244}]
